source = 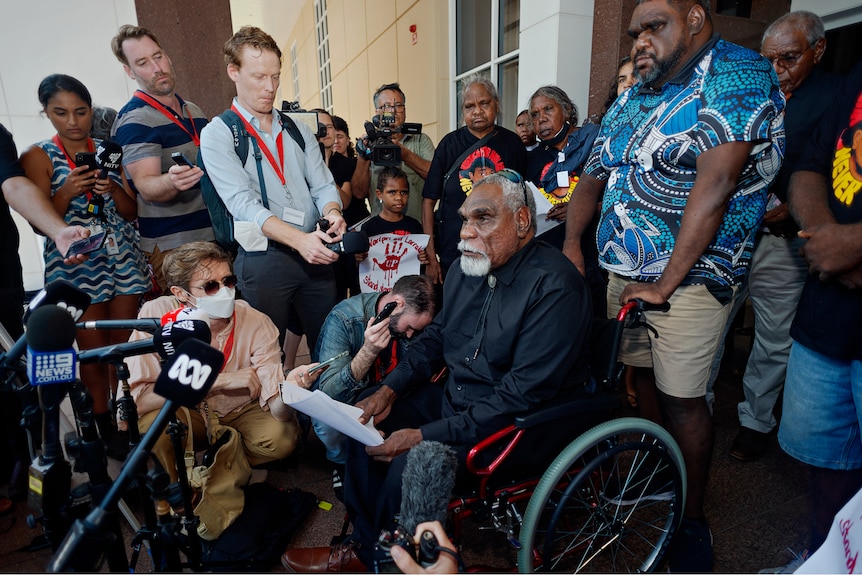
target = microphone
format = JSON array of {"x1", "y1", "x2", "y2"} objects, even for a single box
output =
[
  {"x1": 2, "y1": 281, "x2": 90, "y2": 378},
  {"x1": 160, "y1": 306, "x2": 211, "y2": 326},
  {"x1": 77, "y1": 319, "x2": 162, "y2": 334},
  {"x1": 26, "y1": 305, "x2": 78, "y2": 386},
  {"x1": 24, "y1": 280, "x2": 90, "y2": 323},
  {"x1": 325, "y1": 231, "x2": 369, "y2": 254},
  {"x1": 48, "y1": 338, "x2": 222, "y2": 572},
  {"x1": 153, "y1": 338, "x2": 223, "y2": 407},
  {"x1": 77, "y1": 319, "x2": 211, "y2": 364},
  {"x1": 96, "y1": 140, "x2": 123, "y2": 180},
  {"x1": 399, "y1": 440, "x2": 458, "y2": 534}
]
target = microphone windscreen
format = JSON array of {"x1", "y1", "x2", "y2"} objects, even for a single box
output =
[
  {"x1": 399, "y1": 441, "x2": 458, "y2": 534},
  {"x1": 96, "y1": 140, "x2": 123, "y2": 172},
  {"x1": 340, "y1": 231, "x2": 370, "y2": 254},
  {"x1": 24, "y1": 280, "x2": 90, "y2": 323},
  {"x1": 153, "y1": 319, "x2": 212, "y2": 359},
  {"x1": 26, "y1": 305, "x2": 77, "y2": 351},
  {"x1": 153, "y1": 338, "x2": 223, "y2": 407}
]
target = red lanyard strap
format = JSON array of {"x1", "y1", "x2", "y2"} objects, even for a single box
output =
[
  {"x1": 231, "y1": 104, "x2": 285, "y2": 186},
  {"x1": 53, "y1": 135, "x2": 96, "y2": 200},
  {"x1": 134, "y1": 90, "x2": 200, "y2": 146}
]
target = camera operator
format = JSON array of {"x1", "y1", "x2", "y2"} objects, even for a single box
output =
[{"x1": 350, "y1": 83, "x2": 435, "y2": 224}]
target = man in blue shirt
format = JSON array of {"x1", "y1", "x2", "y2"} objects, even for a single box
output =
[
  {"x1": 563, "y1": 0, "x2": 785, "y2": 570},
  {"x1": 199, "y1": 26, "x2": 344, "y2": 351}
]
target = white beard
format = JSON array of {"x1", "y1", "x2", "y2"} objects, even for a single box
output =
[{"x1": 458, "y1": 240, "x2": 492, "y2": 277}]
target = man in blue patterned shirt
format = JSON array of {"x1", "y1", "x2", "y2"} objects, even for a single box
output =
[{"x1": 563, "y1": 0, "x2": 784, "y2": 570}]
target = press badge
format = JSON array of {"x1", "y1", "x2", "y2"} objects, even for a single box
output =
[
  {"x1": 105, "y1": 232, "x2": 120, "y2": 255},
  {"x1": 556, "y1": 171, "x2": 570, "y2": 189},
  {"x1": 282, "y1": 206, "x2": 305, "y2": 226}
]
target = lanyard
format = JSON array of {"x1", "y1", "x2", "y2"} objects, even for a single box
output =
[
  {"x1": 52, "y1": 134, "x2": 95, "y2": 170},
  {"x1": 220, "y1": 314, "x2": 236, "y2": 372},
  {"x1": 134, "y1": 90, "x2": 200, "y2": 146},
  {"x1": 231, "y1": 104, "x2": 285, "y2": 186}
]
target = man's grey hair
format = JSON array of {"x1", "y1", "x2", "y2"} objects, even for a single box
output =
[
  {"x1": 475, "y1": 172, "x2": 537, "y2": 233},
  {"x1": 528, "y1": 85, "x2": 579, "y2": 126},
  {"x1": 762, "y1": 11, "x2": 825, "y2": 49},
  {"x1": 459, "y1": 74, "x2": 500, "y2": 108}
]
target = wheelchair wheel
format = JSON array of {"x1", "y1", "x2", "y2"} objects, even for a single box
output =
[{"x1": 518, "y1": 417, "x2": 686, "y2": 573}]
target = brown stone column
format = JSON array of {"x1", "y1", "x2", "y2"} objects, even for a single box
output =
[
  {"x1": 587, "y1": 0, "x2": 638, "y2": 120},
  {"x1": 133, "y1": 0, "x2": 235, "y2": 119}
]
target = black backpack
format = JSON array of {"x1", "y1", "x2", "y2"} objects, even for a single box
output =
[
  {"x1": 198, "y1": 110, "x2": 306, "y2": 251},
  {"x1": 199, "y1": 482, "x2": 318, "y2": 571}
]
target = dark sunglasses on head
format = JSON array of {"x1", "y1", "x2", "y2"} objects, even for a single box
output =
[
  {"x1": 191, "y1": 274, "x2": 238, "y2": 296},
  {"x1": 496, "y1": 168, "x2": 530, "y2": 207}
]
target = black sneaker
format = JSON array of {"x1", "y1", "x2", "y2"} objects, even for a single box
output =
[
  {"x1": 729, "y1": 427, "x2": 770, "y2": 461},
  {"x1": 667, "y1": 516, "x2": 713, "y2": 572}
]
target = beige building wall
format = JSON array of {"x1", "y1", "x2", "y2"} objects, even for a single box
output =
[{"x1": 280, "y1": 0, "x2": 449, "y2": 146}]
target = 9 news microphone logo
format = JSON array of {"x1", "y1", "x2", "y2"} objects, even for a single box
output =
[{"x1": 27, "y1": 349, "x2": 77, "y2": 385}]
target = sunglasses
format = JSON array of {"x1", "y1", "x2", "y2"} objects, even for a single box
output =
[
  {"x1": 497, "y1": 168, "x2": 530, "y2": 207},
  {"x1": 190, "y1": 274, "x2": 238, "y2": 296}
]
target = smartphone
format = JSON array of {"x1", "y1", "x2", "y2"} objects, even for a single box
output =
[
  {"x1": 307, "y1": 350, "x2": 349, "y2": 376},
  {"x1": 171, "y1": 151, "x2": 195, "y2": 168},
  {"x1": 74, "y1": 152, "x2": 99, "y2": 173},
  {"x1": 66, "y1": 228, "x2": 107, "y2": 256},
  {"x1": 372, "y1": 301, "x2": 397, "y2": 325}
]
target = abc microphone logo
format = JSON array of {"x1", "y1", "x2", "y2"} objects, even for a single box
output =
[{"x1": 167, "y1": 353, "x2": 212, "y2": 391}]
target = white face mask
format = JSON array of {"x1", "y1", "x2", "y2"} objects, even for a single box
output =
[{"x1": 190, "y1": 286, "x2": 236, "y2": 319}]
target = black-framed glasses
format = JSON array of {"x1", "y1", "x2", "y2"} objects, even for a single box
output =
[
  {"x1": 497, "y1": 168, "x2": 530, "y2": 207},
  {"x1": 765, "y1": 45, "x2": 812, "y2": 70},
  {"x1": 191, "y1": 274, "x2": 238, "y2": 296},
  {"x1": 376, "y1": 103, "x2": 406, "y2": 113}
]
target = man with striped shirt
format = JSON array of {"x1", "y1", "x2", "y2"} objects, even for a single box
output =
[{"x1": 111, "y1": 25, "x2": 214, "y2": 294}]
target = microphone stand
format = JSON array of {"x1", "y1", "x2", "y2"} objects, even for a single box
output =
[{"x1": 48, "y1": 397, "x2": 183, "y2": 572}]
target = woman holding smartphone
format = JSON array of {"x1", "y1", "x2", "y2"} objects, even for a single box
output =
[{"x1": 20, "y1": 74, "x2": 150, "y2": 459}]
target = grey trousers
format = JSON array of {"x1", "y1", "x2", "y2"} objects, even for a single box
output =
[{"x1": 737, "y1": 233, "x2": 808, "y2": 433}]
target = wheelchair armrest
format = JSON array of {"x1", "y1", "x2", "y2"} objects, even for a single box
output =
[{"x1": 513, "y1": 392, "x2": 621, "y2": 429}]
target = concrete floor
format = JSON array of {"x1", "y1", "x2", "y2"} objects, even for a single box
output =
[{"x1": 0, "y1": 331, "x2": 810, "y2": 573}]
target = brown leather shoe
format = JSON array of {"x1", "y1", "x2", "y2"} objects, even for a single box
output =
[{"x1": 281, "y1": 543, "x2": 366, "y2": 573}]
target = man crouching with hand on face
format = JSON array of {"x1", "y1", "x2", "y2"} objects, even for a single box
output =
[
  {"x1": 282, "y1": 170, "x2": 592, "y2": 572},
  {"x1": 126, "y1": 241, "x2": 322, "y2": 503}
]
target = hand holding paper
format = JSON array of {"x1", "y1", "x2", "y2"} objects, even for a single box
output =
[{"x1": 280, "y1": 383, "x2": 383, "y2": 446}]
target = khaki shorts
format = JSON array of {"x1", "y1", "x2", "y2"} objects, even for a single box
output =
[{"x1": 606, "y1": 273, "x2": 736, "y2": 399}]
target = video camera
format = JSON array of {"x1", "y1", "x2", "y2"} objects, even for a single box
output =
[
  {"x1": 281, "y1": 100, "x2": 327, "y2": 140},
  {"x1": 357, "y1": 112, "x2": 422, "y2": 167}
]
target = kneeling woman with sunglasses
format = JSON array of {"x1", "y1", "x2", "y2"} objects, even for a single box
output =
[{"x1": 125, "y1": 242, "x2": 321, "y2": 512}]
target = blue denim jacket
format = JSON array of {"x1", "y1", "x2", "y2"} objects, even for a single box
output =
[{"x1": 313, "y1": 292, "x2": 412, "y2": 404}]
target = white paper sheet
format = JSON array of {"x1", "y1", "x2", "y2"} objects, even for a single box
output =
[
  {"x1": 528, "y1": 181, "x2": 563, "y2": 237},
  {"x1": 280, "y1": 383, "x2": 383, "y2": 446}
]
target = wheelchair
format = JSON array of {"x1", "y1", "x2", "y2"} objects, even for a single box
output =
[{"x1": 448, "y1": 299, "x2": 686, "y2": 573}]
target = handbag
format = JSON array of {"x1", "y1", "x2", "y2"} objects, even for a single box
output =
[{"x1": 185, "y1": 404, "x2": 253, "y2": 541}]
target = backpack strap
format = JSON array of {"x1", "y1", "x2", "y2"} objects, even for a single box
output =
[
  {"x1": 276, "y1": 110, "x2": 306, "y2": 152},
  {"x1": 218, "y1": 110, "x2": 270, "y2": 210}
]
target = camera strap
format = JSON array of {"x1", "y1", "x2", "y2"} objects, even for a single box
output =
[{"x1": 437, "y1": 128, "x2": 498, "y2": 224}]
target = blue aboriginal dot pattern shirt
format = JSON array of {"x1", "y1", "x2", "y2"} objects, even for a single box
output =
[{"x1": 586, "y1": 38, "x2": 785, "y2": 287}]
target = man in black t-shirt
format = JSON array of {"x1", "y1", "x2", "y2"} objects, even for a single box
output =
[{"x1": 779, "y1": 63, "x2": 862, "y2": 554}]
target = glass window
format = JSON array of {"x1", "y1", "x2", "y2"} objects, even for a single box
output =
[
  {"x1": 456, "y1": 0, "x2": 491, "y2": 75},
  {"x1": 499, "y1": 0, "x2": 519, "y2": 55},
  {"x1": 453, "y1": 0, "x2": 520, "y2": 131}
]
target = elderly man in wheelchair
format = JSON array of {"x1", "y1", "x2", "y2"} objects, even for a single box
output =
[{"x1": 283, "y1": 170, "x2": 685, "y2": 573}]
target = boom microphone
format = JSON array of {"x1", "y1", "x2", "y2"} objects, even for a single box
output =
[
  {"x1": 77, "y1": 319, "x2": 211, "y2": 364},
  {"x1": 399, "y1": 440, "x2": 458, "y2": 534},
  {"x1": 96, "y1": 140, "x2": 123, "y2": 180},
  {"x1": 325, "y1": 231, "x2": 369, "y2": 254},
  {"x1": 77, "y1": 319, "x2": 161, "y2": 334}
]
